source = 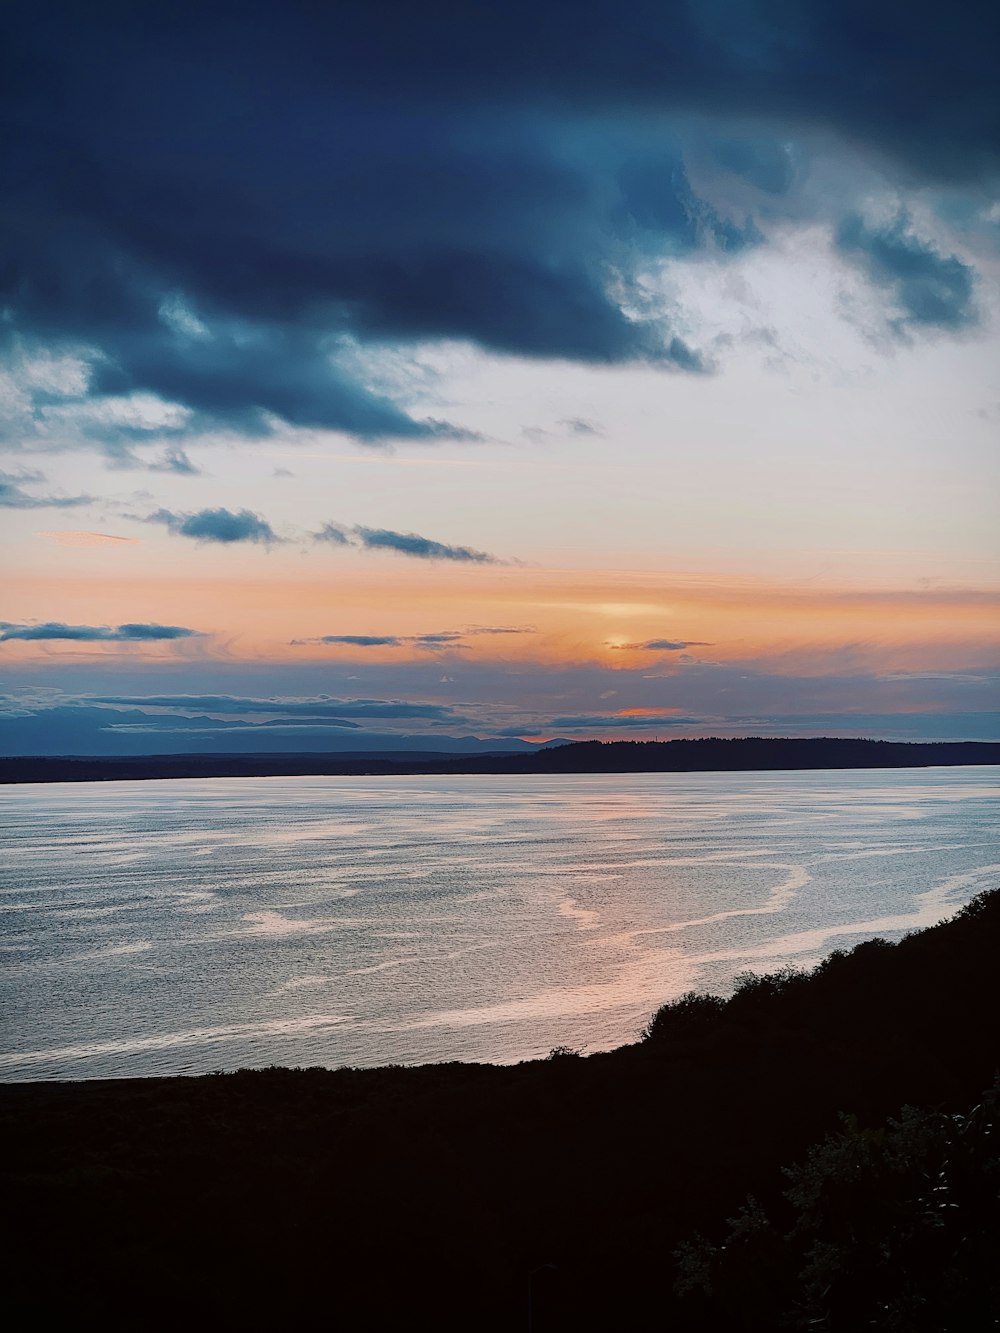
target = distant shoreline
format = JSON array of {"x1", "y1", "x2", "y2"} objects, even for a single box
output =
[{"x1": 2, "y1": 736, "x2": 998, "y2": 784}]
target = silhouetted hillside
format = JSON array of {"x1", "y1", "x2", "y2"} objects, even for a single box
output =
[
  {"x1": 4, "y1": 890, "x2": 998, "y2": 1330},
  {"x1": 470, "y1": 736, "x2": 1000, "y2": 773},
  {"x1": 2, "y1": 735, "x2": 998, "y2": 783}
]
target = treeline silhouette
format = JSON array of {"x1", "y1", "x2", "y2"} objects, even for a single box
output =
[
  {"x1": 3, "y1": 736, "x2": 999, "y2": 783},
  {"x1": 4, "y1": 891, "x2": 998, "y2": 1329},
  {"x1": 475, "y1": 736, "x2": 1000, "y2": 774}
]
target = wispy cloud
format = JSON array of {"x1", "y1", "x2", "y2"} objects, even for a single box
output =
[
  {"x1": 0, "y1": 470, "x2": 92, "y2": 510},
  {"x1": 313, "y1": 523, "x2": 351, "y2": 545},
  {"x1": 548, "y1": 712, "x2": 704, "y2": 730},
  {"x1": 297, "y1": 626, "x2": 536, "y2": 649},
  {"x1": 310, "y1": 635, "x2": 408, "y2": 648},
  {"x1": 610, "y1": 639, "x2": 711, "y2": 651},
  {"x1": 147, "y1": 445, "x2": 201, "y2": 476},
  {"x1": 522, "y1": 417, "x2": 605, "y2": 443},
  {"x1": 561, "y1": 417, "x2": 603, "y2": 436},
  {"x1": 0, "y1": 622, "x2": 204, "y2": 642},
  {"x1": 36, "y1": 531, "x2": 139, "y2": 547},
  {"x1": 465, "y1": 626, "x2": 535, "y2": 636},
  {"x1": 87, "y1": 694, "x2": 461, "y2": 722},
  {"x1": 317, "y1": 632, "x2": 464, "y2": 649}
]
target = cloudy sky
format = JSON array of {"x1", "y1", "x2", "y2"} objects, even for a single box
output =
[{"x1": 1, "y1": 0, "x2": 998, "y2": 755}]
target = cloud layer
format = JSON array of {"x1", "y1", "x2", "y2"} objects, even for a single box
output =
[{"x1": 4, "y1": 660, "x2": 994, "y2": 758}]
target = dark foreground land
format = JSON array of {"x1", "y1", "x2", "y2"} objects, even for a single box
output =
[
  {"x1": 4, "y1": 893, "x2": 999, "y2": 1330},
  {"x1": 3, "y1": 735, "x2": 1000, "y2": 783}
]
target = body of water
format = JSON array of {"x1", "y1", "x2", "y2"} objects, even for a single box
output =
[{"x1": 1, "y1": 767, "x2": 997, "y2": 1081}]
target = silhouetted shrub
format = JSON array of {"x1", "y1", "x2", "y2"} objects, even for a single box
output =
[
  {"x1": 674, "y1": 1083, "x2": 1000, "y2": 1330},
  {"x1": 954, "y1": 888, "x2": 996, "y2": 921},
  {"x1": 642, "y1": 990, "x2": 726, "y2": 1043},
  {"x1": 729, "y1": 964, "x2": 807, "y2": 1007}
]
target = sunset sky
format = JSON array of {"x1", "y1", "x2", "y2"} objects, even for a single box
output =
[{"x1": 2, "y1": 0, "x2": 998, "y2": 754}]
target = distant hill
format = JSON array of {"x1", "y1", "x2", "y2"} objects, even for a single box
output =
[{"x1": 2, "y1": 736, "x2": 998, "y2": 783}]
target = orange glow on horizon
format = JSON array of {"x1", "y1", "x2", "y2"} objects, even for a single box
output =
[
  {"x1": 615, "y1": 707, "x2": 687, "y2": 717},
  {"x1": 2, "y1": 566, "x2": 997, "y2": 676}
]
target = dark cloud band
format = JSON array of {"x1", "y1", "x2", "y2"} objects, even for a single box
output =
[
  {"x1": 312, "y1": 524, "x2": 504, "y2": 564},
  {"x1": 87, "y1": 694, "x2": 460, "y2": 722},
  {"x1": 352, "y1": 527, "x2": 499, "y2": 563},
  {"x1": 0, "y1": 622, "x2": 203, "y2": 642},
  {"x1": 299, "y1": 626, "x2": 535, "y2": 648}
]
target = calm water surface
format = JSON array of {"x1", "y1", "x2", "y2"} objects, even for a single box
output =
[{"x1": 1, "y1": 767, "x2": 997, "y2": 1081}]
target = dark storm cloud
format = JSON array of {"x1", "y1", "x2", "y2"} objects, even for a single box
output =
[
  {"x1": 1, "y1": 1, "x2": 996, "y2": 451},
  {"x1": 706, "y1": 138, "x2": 800, "y2": 197},
  {"x1": 87, "y1": 323, "x2": 459, "y2": 440},
  {"x1": 616, "y1": 148, "x2": 762, "y2": 257},
  {"x1": 352, "y1": 528, "x2": 500, "y2": 564},
  {"x1": 148, "y1": 507, "x2": 280, "y2": 545},
  {"x1": 0, "y1": 622, "x2": 202, "y2": 642},
  {"x1": 0, "y1": 470, "x2": 91, "y2": 509},
  {"x1": 836, "y1": 214, "x2": 977, "y2": 332}
]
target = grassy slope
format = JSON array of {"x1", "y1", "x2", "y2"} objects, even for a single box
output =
[{"x1": 3, "y1": 891, "x2": 998, "y2": 1330}]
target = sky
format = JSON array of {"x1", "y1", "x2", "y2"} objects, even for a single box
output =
[{"x1": 1, "y1": 0, "x2": 998, "y2": 755}]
